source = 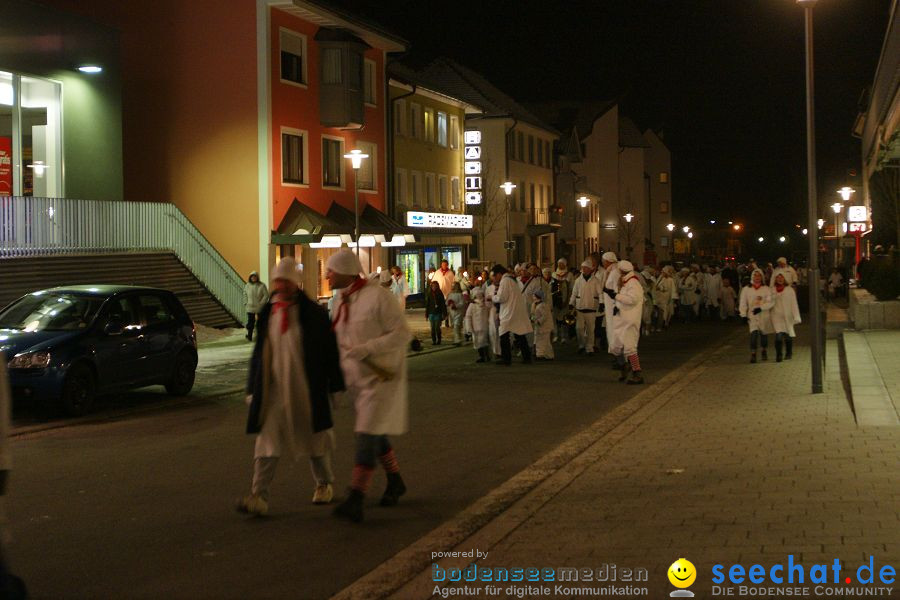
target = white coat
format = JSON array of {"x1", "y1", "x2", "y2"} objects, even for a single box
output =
[
  {"x1": 432, "y1": 268, "x2": 455, "y2": 298},
  {"x1": 464, "y1": 296, "x2": 490, "y2": 349},
  {"x1": 244, "y1": 275, "x2": 270, "y2": 314},
  {"x1": 569, "y1": 273, "x2": 601, "y2": 311},
  {"x1": 706, "y1": 273, "x2": 722, "y2": 307},
  {"x1": 680, "y1": 273, "x2": 700, "y2": 306},
  {"x1": 532, "y1": 301, "x2": 554, "y2": 358},
  {"x1": 390, "y1": 275, "x2": 410, "y2": 308},
  {"x1": 771, "y1": 285, "x2": 801, "y2": 337},
  {"x1": 520, "y1": 276, "x2": 542, "y2": 312},
  {"x1": 611, "y1": 274, "x2": 644, "y2": 356},
  {"x1": 486, "y1": 283, "x2": 501, "y2": 356},
  {"x1": 332, "y1": 281, "x2": 410, "y2": 435},
  {"x1": 493, "y1": 274, "x2": 532, "y2": 336},
  {"x1": 601, "y1": 265, "x2": 621, "y2": 349},
  {"x1": 739, "y1": 284, "x2": 775, "y2": 335}
]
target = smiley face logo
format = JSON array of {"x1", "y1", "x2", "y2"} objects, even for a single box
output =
[{"x1": 668, "y1": 558, "x2": 696, "y2": 588}]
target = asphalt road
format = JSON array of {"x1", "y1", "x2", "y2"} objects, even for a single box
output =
[{"x1": 5, "y1": 318, "x2": 738, "y2": 599}]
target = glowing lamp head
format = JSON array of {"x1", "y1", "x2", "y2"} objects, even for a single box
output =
[
  {"x1": 758, "y1": 237, "x2": 764, "y2": 243},
  {"x1": 802, "y1": 228, "x2": 808, "y2": 235},
  {"x1": 831, "y1": 202, "x2": 843, "y2": 214},
  {"x1": 817, "y1": 218, "x2": 825, "y2": 229},
  {"x1": 682, "y1": 226, "x2": 690, "y2": 233},
  {"x1": 623, "y1": 213, "x2": 634, "y2": 223},
  {"x1": 343, "y1": 149, "x2": 369, "y2": 170},
  {"x1": 733, "y1": 224, "x2": 742, "y2": 231},
  {"x1": 666, "y1": 223, "x2": 675, "y2": 232},
  {"x1": 779, "y1": 236, "x2": 786, "y2": 243},
  {"x1": 687, "y1": 232, "x2": 694, "y2": 239},
  {"x1": 500, "y1": 181, "x2": 516, "y2": 196},
  {"x1": 577, "y1": 196, "x2": 589, "y2": 208},
  {"x1": 77, "y1": 65, "x2": 103, "y2": 74},
  {"x1": 838, "y1": 186, "x2": 855, "y2": 201}
]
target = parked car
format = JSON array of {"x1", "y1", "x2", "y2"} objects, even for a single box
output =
[{"x1": 0, "y1": 285, "x2": 197, "y2": 416}]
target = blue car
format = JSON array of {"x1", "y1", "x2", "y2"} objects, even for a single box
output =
[{"x1": 0, "y1": 285, "x2": 198, "y2": 416}]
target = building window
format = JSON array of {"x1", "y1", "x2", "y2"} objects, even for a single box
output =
[
  {"x1": 544, "y1": 140, "x2": 551, "y2": 168},
  {"x1": 517, "y1": 132, "x2": 524, "y2": 162},
  {"x1": 450, "y1": 176, "x2": 460, "y2": 210},
  {"x1": 395, "y1": 168, "x2": 407, "y2": 203},
  {"x1": 449, "y1": 115, "x2": 460, "y2": 149},
  {"x1": 322, "y1": 48, "x2": 342, "y2": 84},
  {"x1": 363, "y1": 59, "x2": 376, "y2": 106},
  {"x1": 437, "y1": 111, "x2": 448, "y2": 147},
  {"x1": 438, "y1": 174, "x2": 448, "y2": 209},
  {"x1": 0, "y1": 71, "x2": 62, "y2": 197},
  {"x1": 409, "y1": 103, "x2": 422, "y2": 140},
  {"x1": 519, "y1": 180, "x2": 526, "y2": 211},
  {"x1": 537, "y1": 138, "x2": 543, "y2": 166},
  {"x1": 529, "y1": 183, "x2": 535, "y2": 209},
  {"x1": 507, "y1": 131, "x2": 516, "y2": 159},
  {"x1": 393, "y1": 99, "x2": 406, "y2": 136},
  {"x1": 659, "y1": 172, "x2": 669, "y2": 184},
  {"x1": 356, "y1": 141, "x2": 376, "y2": 191},
  {"x1": 281, "y1": 128, "x2": 307, "y2": 185},
  {"x1": 528, "y1": 135, "x2": 534, "y2": 164},
  {"x1": 322, "y1": 136, "x2": 343, "y2": 188},
  {"x1": 410, "y1": 171, "x2": 422, "y2": 205},
  {"x1": 424, "y1": 108, "x2": 435, "y2": 143},
  {"x1": 425, "y1": 172, "x2": 436, "y2": 208},
  {"x1": 279, "y1": 29, "x2": 307, "y2": 86}
]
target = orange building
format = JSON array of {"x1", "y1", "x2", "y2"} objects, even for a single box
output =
[{"x1": 33, "y1": 0, "x2": 405, "y2": 297}]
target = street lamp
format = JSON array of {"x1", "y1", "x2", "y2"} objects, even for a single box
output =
[
  {"x1": 817, "y1": 218, "x2": 825, "y2": 229},
  {"x1": 687, "y1": 232, "x2": 694, "y2": 239},
  {"x1": 831, "y1": 201, "x2": 843, "y2": 267},
  {"x1": 577, "y1": 196, "x2": 590, "y2": 263},
  {"x1": 500, "y1": 182, "x2": 516, "y2": 265},
  {"x1": 682, "y1": 225, "x2": 690, "y2": 234},
  {"x1": 797, "y1": 0, "x2": 823, "y2": 393},
  {"x1": 344, "y1": 149, "x2": 369, "y2": 256},
  {"x1": 666, "y1": 223, "x2": 675, "y2": 232},
  {"x1": 623, "y1": 212, "x2": 634, "y2": 222},
  {"x1": 838, "y1": 186, "x2": 855, "y2": 202},
  {"x1": 758, "y1": 237, "x2": 765, "y2": 243},
  {"x1": 779, "y1": 236, "x2": 787, "y2": 243}
]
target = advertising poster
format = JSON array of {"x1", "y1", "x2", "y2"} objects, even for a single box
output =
[{"x1": 0, "y1": 136, "x2": 11, "y2": 195}]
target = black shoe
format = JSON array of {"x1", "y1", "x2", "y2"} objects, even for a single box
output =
[
  {"x1": 626, "y1": 372, "x2": 644, "y2": 385},
  {"x1": 380, "y1": 473, "x2": 407, "y2": 507},
  {"x1": 246, "y1": 333, "x2": 252, "y2": 341},
  {"x1": 750, "y1": 354, "x2": 757, "y2": 364},
  {"x1": 761, "y1": 350, "x2": 768, "y2": 361},
  {"x1": 785, "y1": 353, "x2": 793, "y2": 360},
  {"x1": 776, "y1": 354, "x2": 783, "y2": 363},
  {"x1": 618, "y1": 364, "x2": 630, "y2": 382},
  {"x1": 333, "y1": 489, "x2": 364, "y2": 523}
]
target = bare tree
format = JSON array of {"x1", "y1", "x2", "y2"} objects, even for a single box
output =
[
  {"x1": 616, "y1": 189, "x2": 641, "y2": 259},
  {"x1": 475, "y1": 157, "x2": 508, "y2": 262}
]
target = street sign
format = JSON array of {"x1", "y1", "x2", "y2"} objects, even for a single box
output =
[
  {"x1": 503, "y1": 240, "x2": 516, "y2": 250},
  {"x1": 847, "y1": 206, "x2": 867, "y2": 222}
]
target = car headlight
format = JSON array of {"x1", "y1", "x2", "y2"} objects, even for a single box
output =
[{"x1": 8, "y1": 351, "x2": 51, "y2": 369}]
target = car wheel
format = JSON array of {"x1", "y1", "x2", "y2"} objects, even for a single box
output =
[
  {"x1": 60, "y1": 364, "x2": 95, "y2": 417},
  {"x1": 165, "y1": 351, "x2": 196, "y2": 396}
]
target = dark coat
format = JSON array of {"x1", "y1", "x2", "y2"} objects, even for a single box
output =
[
  {"x1": 245, "y1": 292, "x2": 345, "y2": 435},
  {"x1": 425, "y1": 287, "x2": 447, "y2": 318}
]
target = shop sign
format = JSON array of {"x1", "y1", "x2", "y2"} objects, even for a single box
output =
[
  {"x1": 848, "y1": 222, "x2": 867, "y2": 233},
  {"x1": 847, "y1": 206, "x2": 867, "y2": 222},
  {"x1": 407, "y1": 211, "x2": 473, "y2": 229},
  {"x1": 464, "y1": 130, "x2": 482, "y2": 204},
  {"x1": 0, "y1": 137, "x2": 12, "y2": 195}
]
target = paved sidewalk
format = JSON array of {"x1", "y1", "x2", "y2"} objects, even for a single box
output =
[{"x1": 358, "y1": 325, "x2": 900, "y2": 599}]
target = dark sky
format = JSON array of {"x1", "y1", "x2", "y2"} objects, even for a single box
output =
[{"x1": 343, "y1": 0, "x2": 890, "y2": 238}]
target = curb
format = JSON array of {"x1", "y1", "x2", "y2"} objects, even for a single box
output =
[{"x1": 329, "y1": 331, "x2": 743, "y2": 600}]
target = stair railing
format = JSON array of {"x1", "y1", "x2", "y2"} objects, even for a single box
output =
[{"x1": 0, "y1": 196, "x2": 245, "y2": 323}]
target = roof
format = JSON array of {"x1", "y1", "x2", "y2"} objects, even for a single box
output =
[
  {"x1": 278, "y1": 0, "x2": 407, "y2": 52},
  {"x1": 619, "y1": 117, "x2": 651, "y2": 148},
  {"x1": 403, "y1": 58, "x2": 558, "y2": 134},
  {"x1": 276, "y1": 199, "x2": 406, "y2": 238},
  {"x1": 527, "y1": 100, "x2": 618, "y2": 141}
]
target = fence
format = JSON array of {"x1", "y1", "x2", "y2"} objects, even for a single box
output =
[{"x1": 0, "y1": 196, "x2": 245, "y2": 322}]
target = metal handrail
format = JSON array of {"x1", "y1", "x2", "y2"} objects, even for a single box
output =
[{"x1": 0, "y1": 196, "x2": 245, "y2": 321}]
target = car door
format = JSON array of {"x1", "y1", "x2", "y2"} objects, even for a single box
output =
[
  {"x1": 92, "y1": 295, "x2": 147, "y2": 390},
  {"x1": 136, "y1": 293, "x2": 180, "y2": 383}
]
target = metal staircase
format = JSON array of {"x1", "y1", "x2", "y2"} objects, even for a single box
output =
[{"x1": 0, "y1": 197, "x2": 244, "y2": 328}]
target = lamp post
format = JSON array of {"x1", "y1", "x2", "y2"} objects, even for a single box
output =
[
  {"x1": 623, "y1": 212, "x2": 634, "y2": 257},
  {"x1": 344, "y1": 149, "x2": 369, "y2": 256},
  {"x1": 798, "y1": 0, "x2": 823, "y2": 393},
  {"x1": 577, "y1": 196, "x2": 589, "y2": 263},
  {"x1": 500, "y1": 182, "x2": 516, "y2": 265},
  {"x1": 831, "y1": 202, "x2": 843, "y2": 267}
]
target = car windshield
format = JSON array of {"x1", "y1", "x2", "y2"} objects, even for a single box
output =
[{"x1": 0, "y1": 292, "x2": 107, "y2": 332}]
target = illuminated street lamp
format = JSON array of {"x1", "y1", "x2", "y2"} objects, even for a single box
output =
[
  {"x1": 758, "y1": 237, "x2": 765, "y2": 243},
  {"x1": 802, "y1": 228, "x2": 808, "y2": 235},
  {"x1": 577, "y1": 196, "x2": 590, "y2": 262},
  {"x1": 779, "y1": 236, "x2": 787, "y2": 243},
  {"x1": 831, "y1": 202, "x2": 843, "y2": 266},
  {"x1": 817, "y1": 218, "x2": 825, "y2": 229},
  {"x1": 682, "y1": 225, "x2": 690, "y2": 234},
  {"x1": 623, "y1": 212, "x2": 634, "y2": 222},
  {"x1": 732, "y1": 224, "x2": 742, "y2": 232},
  {"x1": 666, "y1": 223, "x2": 675, "y2": 232},
  {"x1": 500, "y1": 182, "x2": 517, "y2": 264},
  {"x1": 838, "y1": 186, "x2": 855, "y2": 202},
  {"x1": 687, "y1": 232, "x2": 694, "y2": 239},
  {"x1": 709, "y1": 220, "x2": 716, "y2": 224},
  {"x1": 344, "y1": 149, "x2": 369, "y2": 256}
]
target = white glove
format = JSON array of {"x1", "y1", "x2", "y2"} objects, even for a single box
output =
[
  {"x1": 244, "y1": 394, "x2": 253, "y2": 406},
  {"x1": 345, "y1": 345, "x2": 369, "y2": 361}
]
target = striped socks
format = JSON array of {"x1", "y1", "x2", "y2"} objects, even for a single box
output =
[
  {"x1": 350, "y1": 465, "x2": 374, "y2": 493},
  {"x1": 379, "y1": 449, "x2": 400, "y2": 474},
  {"x1": 627, "y1": 353, "x2": 641, "y2": 372}
]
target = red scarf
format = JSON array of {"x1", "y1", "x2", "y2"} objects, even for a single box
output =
[
  {"x1": 752, "y1": 283, "x2": 762, "y2": 290},
  {"x1": 620, "y1": 273, "x2": 637, "y2": 289},
  {"x1": 271, "y1": 300, "x2": 293, "y2": 334},
  {"x1": 775, "y1": 283, "x2": 785, "y2": 293},
  {"x1": 439, "y1": 267, "x2": 450, "y2": 274},
  {"x1": 331, "y1": 277, "x2": 367, "y2": 330}
]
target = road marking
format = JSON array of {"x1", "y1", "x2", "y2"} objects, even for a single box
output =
[{"x1": 330, "y1": 332, "x2": 742, "y2": 600}]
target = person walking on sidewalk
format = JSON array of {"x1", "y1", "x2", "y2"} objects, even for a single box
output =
[
  {"x1": 652, "y1": 266, "x2": 677, "y2": 331},
  {"x1": 607, "y1": 260, "x2": 645, "y2": 384},
  {"x1": 600, "y1": 252, "x2": 622, "y2": 368},
  {"x1": 706, "y1": 265, "x2": 723, "y2": 320},
  {"x1": 569, "y1": 260, "x2": 601, "y2": 354},
  {"x1": 389, "y1": 266, "x2": 409, "y2": 309},
  {"x1": 446, "y1": 282, "x2": 466, "y2": 346},
  {"x1": 531, "y1": 289, "x2": 554, "y2": 360},
  {"x1": 770, "y1": 273, "x2": 801, "y2": 362},
  {"x1": 550, "y1": 262, "x2": 571, "y2": 343},
  {"x1": 244, "y1": 271, "x2": 270, "y2": 341},
  {"x1": 238, "y1": 257, "x2": 344, "y2": 516},
  {"x1": 464, "y1": 287, "x2": 491, "y2": 363},
  {"x1": 485, "y1": 277, "x2": 502, "y2": 360},
  {"x1": 770, "y1": 257, "x2": 798, "y2": 287},
  {"x1": 720, "y1": 277, "x2": 737, "y2": 320},
  {"x1": 327, "y1": 250, "x2": 411, "y2": 523},
  {"x1": 739, "y1": 269, "x2": 775, "y2": 363},
  {"x1": 433, "y1": 259, "x2": 455, "y2": 327},
  {"x1": 491, "y1": 265, "x2": 533, "y2": 365},
  {"x1": 425, "y1": 281, "x2": 447, "y2": 346}
]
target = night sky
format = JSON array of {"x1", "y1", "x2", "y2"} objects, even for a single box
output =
[{"x1": 343, "y1": 0, "x2": 890, "y2": 240}]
